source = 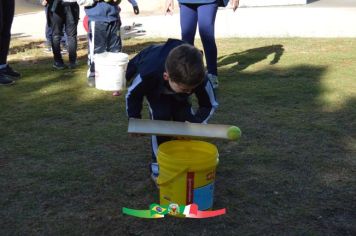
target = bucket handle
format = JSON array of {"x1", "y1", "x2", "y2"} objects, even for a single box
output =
[{"x1": 157, "y1": 167, "x2": 188, "y2": 186}]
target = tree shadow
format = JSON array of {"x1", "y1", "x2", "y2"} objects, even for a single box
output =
[{"x1": 218, "y1": 44, "x2": 284, "y2": 71}]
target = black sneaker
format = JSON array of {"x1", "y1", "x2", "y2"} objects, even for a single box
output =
[
  {"x1": 87, "y1": 76, "x2": 95, "y2": 87},
  {"x1": 0, "y1": 65, "x2": 21, "y2": 79},
  {"x1": 68, "y1": 61, "x2": 77, "y2": 69},
  {"x1": 53, "y1": 62, "x2": 66, "y2": 70},
  {"x1": 0, "y1": 74, "x2": 15, "y2": 85}
]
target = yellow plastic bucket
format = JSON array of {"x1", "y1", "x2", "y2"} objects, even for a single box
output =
[{"x1": 157, "y1": 140, "x2": 219, "y2": 210}]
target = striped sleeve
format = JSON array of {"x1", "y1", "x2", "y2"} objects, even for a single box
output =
[
  {"x1": 125, "y1": 75, "x2": 145, "y2": 119},
  {"x1": 192, "y1": 78, "x2": 219, "y2": 123}
]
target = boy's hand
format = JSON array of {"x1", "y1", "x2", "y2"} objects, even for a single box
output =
[{"x1": 133, "y1": 6, "x2": 139, "y2": 14}]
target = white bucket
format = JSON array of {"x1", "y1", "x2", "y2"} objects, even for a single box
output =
[{"x1": 94, "y1": 52, "x2": 129, "y2": 91}]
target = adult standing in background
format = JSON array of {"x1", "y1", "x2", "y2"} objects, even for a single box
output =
[
  {"x1": 0, "y1": 0, "x2": 21, "y2": 85},
  {"x1": 165, "y1": 0, "x2": 239, "y2": 89},
  {"x1": 47, "y1": 0, "x2": 79, "y2": 69}
]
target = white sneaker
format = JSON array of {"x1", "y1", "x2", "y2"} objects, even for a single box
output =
[
  {"x1": 150, "y1": 173, "x2": 159, "y2": 188},
  {"x1": 150, "y1": 163, "x2": 159, "y2": 188},
  {"x1": 208, "y1": 73, "x2": 219, "y2": 89}
]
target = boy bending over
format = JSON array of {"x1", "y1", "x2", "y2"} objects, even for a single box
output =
[{"x1": 125, "y1": 38, "x2": 218, "y2": 182}]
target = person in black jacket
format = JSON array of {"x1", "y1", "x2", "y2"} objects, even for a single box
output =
[{"x1": 125, "y1": 39, "x2": 218, "y2": 182}]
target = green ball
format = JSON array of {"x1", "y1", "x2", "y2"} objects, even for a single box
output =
[{"x1": 227, "y1": 126, "x2": 241, "y2": 141}]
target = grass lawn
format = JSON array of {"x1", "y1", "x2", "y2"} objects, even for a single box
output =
[{"x1": 0, "y1": 37, "x2": 355, "y2": 235}]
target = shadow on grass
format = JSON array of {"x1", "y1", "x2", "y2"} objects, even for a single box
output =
[
  {"x1": 212, "y1": 61, "x2": 355, "y2": 235},
  {"x1": 218, "y1": 44, "x2": 284, "y2": 71},
  {"x1": 0, "y1": 39, "x2": 355, "y2": 235}
]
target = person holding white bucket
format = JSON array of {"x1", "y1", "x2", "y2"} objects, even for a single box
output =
[
  {"x1": 125, "y1": 39, "x2": 218, "y2": 184},
  {"x1": 77, "y1": 0, "x2": 122, "y2": 87}
]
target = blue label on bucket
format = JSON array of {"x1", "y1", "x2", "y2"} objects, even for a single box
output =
[{"x1": 193, "y1": 183, "x2": 214, "y2": 210}]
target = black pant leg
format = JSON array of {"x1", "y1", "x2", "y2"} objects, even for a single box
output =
[
  {"x1": 63, "y1": 3, "x2": 79, "y2": 63},
  {"x1": 93, "y1": 21, "x2": 109, "y2": 54},
  {"x1": 107, "y1": 20, "x2": 121, "y2": 52},
  {"x1": 50, "y1": 6, "x2": 65, "y2": 64},
  {"x1": 147, "y1": 94, "x2": 175, "y2": 162},
  {"x1": 0, "y1": 0, "x2": 15, "y2": 65},
  {"x1": 88, "y1": 21, "x2": 109, "y2": 74}
]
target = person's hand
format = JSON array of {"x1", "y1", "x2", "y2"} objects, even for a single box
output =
[
  {"x1": 165, "y1": 0, "x2": 174, "y2": 15},
  {"x1": 133, "y1": 5, "x2": 139, "y2": 15},
  {"x1": 41, "y1": 0, "x2": 47, "y2": 6},
  {"x1": 231, "y1": 0, "x2": 239, "y2": 12}
]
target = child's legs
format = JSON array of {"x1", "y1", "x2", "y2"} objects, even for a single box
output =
[
  {"x1": 88, "y1": 21, "x2": 109, "y2": 75},
  {"x1": 63, "y1": 3, "x2": 79, "y2": 63},
  {"x1": 50, "y1": 9, "x2": 65, "y2": 63},
  {"x1": 197, "y1": 3, "x2": 218, "y2": 76},
  {"x1": 179, "y1": 3, "x2": 198, "y2": 45},
  {"x1": 44, "y1": 6, "x2": 52, "y2": 46},
  {"x1": 107, "y1": 20, "x2": 122, "y2": 52},
  {"x1": 93, "y1": 22, "x2": 110, "y2": 54},
  {"x1": 147, "y1": 95, "x2": 174, "y2": 164},
  {"x1": 147, "y1": 96, "x2": 194, "y2": 177}
]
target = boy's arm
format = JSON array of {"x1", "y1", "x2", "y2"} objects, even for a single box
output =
[
  {"x1": 125, "y1": 75, "x2": 146, "y2": 119},
  {"x1": 192, "y1": 79, "x2": 219, "y2": 123},
  {"x1": 128, "y1": 0, "x2": 137, "y2": 6}
]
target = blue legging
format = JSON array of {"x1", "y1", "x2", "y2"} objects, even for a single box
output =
[{"x1": 180, "y1": 2, "x2": 218, "y2": 76}]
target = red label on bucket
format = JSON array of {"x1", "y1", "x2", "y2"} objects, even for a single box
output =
[{"x1": 186, "y1": 172, "x2": 195, "y2": 204}]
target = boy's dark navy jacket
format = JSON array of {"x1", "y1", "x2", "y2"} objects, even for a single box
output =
[{"x1": 125, "y1": 39, "x2": 218, "y2": 123}]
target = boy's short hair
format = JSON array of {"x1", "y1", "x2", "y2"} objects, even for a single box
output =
[{"x1": 165, "y1": 44, "x2": 205, "y2": 87}]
